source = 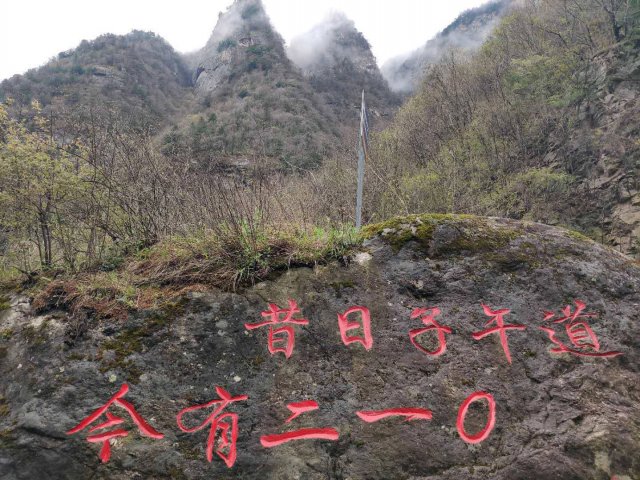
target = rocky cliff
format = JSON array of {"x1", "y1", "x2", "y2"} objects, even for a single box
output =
[
  {"x1": 288, "y1": 13, "x2": 400, "y2": 123},
  {"x1": 559, "y1": 42, "x2": 640, "y2": 253},
  {"x1": 192, "y1": 0, "x2": 287, "y2": 94},
  {"x1": 180, "y1": 0, "x2": 339, "y2": 170},
  {"x1": 1, "y1": 215, "x2": 638, "y2": 479}
]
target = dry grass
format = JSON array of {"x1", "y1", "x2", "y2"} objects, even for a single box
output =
[{"x1": 30, "y1": 224, "x2": 357, "y2": 321}]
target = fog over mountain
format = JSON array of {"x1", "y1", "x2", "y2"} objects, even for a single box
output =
[
  {"x1": 382, "y1": 0, "x2": 513, "y2": 93},
  {"x1": 287, "y1": 12, "x2": 400, "y2": 122}
]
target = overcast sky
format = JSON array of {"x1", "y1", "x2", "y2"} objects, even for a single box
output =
[{"x1": 0, "y1": 0, "x2": 488, "y2": 81}]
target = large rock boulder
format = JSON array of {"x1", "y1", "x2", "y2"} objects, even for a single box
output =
[{"x1": 0, "y1": 215, "x2": 638, "y2": 479}]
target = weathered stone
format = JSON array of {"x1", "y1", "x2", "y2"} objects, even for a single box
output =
[{"x1": 0, "y1": 217, "x2": 638, "y2": 479}]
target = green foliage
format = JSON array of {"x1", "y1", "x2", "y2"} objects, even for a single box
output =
[
  {"x1": 244, "y1": 45, "x2": 273, "y2": 73},
  {"x1": 217, "y1": 38, "x2": 236, "y2": 52},
  {"x1": 247, "y1": 45, "x2": 269, "y2": 56},
  {"x1": 0, "y1": 31, "x2": 192, "y2": 122},
  {"x1": 0, "y1": 101, "x2": 87, "y2": 269},
  {"x1": 492, "y1": 168, "x2": 574, "y2": 220},
  {"x1": 357, "y1": 0, "x2": 623, "y2": 230},
  {"x1": 506, "y1": 54, "x2": 581, "y2": 107},
  {"x1": 70, "y1": 64, "x2": 85, "y2": 76}
]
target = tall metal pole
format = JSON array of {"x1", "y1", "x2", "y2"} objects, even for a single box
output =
[{"x1": 356, "y1": 89, "x2": 367, "y2": 230}]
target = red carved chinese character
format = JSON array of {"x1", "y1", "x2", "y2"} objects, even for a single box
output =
[
  {"x1": 176, "y1": 386, "x2": 248, "y2": 468},
  {"x1": 245, "y1": 300, "x2": 309, "y2": 359},
  {"x1": 539, "y1": 300, "x2": 622, "y2": 358},
  {"x1": 260, "y1": 400, "x2": 339, "y2": 448},
  {"x1": 285, "y1": 400, "x2": 319, "y2": 423},
  {"x1": 472, "y1": 304, "x2": 526, "y2": 363},
  {"x1": 337, "y1": 306, "x2": 373, "y2": 350},
  {"x1": 457, "y1": 391, "x2": 496, "y2": 444},
  {"x1": 409, "y1": 307, "x2": 452, "y2": 356},
  {"x1": 66, "y1": 384, "x2": 164, "y2": 463},
  {"x1": 356, "y1": 407, "x2": 433, "y2": 423}
]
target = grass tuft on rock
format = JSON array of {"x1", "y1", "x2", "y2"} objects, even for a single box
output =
[
  {"x1": 26, "y1": 215, "x2": 531, "y2": 321},
  {"x1": 30, "y1": 225, "x2": 357, "y2": 321}
]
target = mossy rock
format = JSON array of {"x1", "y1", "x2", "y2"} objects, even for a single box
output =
[
  {"x1": 0, "y1": 428, "x2": 17, "y2": 449},
  {"x1": 563, "y1": 229, "x2": 595, "y2": 244},
  {"x1": 0, "y1": 296, "x2": 10, "y2": 312},
  {"x1": 97, "y1": 300, "x2": 184, "y2": 382},
  {"x1": 361, "y1": 214, "x2": 522, "y2": 255},
  {"x1": 21, "y1": 321, "x2": 49, "y2": 346}
]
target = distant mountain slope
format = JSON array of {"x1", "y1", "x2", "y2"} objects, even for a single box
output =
[
  {"x1": 382, "y1": 0, "x2": 512, "y2": 93},
  {"x1": 288, "y1": 13, "x2": 400, "y2": 123},
  {"x1": 0, "y1": 30, "x2": 193, "y2": 123},
  {"x1": 173, "y1": 0, "x2": 340, "y2": 170},
  {"x1": 370, "y1": 0, "x2": 640, "y2": 253}
]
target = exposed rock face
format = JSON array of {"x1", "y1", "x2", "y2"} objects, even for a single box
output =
[
  {"x1": 192, "y1": 0, "x2": 288, "y2": 95},
  {"x1": 382, "y1": 0, "x2": 512, "y2": 94},
  {"x1": 288, "y1": 13, "x2": 400, "y2": 122},
  {"x1": 560, "y1": 45, "x2": 640, "y2": 254},
  {"x1": 1, "y1": 215, "x2": 639, "y2": 479},
  {"x1": 181, "y1": 0, "x2": 340, "y2": 169}
]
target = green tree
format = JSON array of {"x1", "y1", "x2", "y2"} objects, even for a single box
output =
[{"x1": 0, "y1": 101, "x2": 86, "y2": 269}]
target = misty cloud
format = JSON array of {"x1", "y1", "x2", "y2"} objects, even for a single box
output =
[
  {"x1": 381, "y1": 0, "x2": 511, "y2": 93},
  {"x1": 287, "y1": 12, "x2": 373, "y2": 74}
]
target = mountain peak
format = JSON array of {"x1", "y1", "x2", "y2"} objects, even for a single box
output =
[
  {"x1": 288, "y1": 12, "x2": 399, "y2": 121},
  {"x1": 288, "y1": 12, "x2": 371, "y2": 74},
  {"x1": 193, "y1": 0, "x2": 284, "y2": 93},
  {"x1": 211, "y1": 0, "x2": 270, "y2": 39},
  {"x1": 0, "y1": 30, "x2": 192, "y2": 120}
]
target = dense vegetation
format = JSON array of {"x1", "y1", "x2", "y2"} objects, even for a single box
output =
[
  {"x1": 442, "y1": 0, "x2": 510, "y2": 36},
  {"x1": 312, "y1": 0, "x2": 640, "y2": 242},
  {"x1": 0, "y1": 31, "x2": 193, "y2": 124}
]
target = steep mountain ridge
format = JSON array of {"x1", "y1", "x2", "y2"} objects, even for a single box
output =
[
  {"x1": 163, "y1": 0, "x2": 342, "y2": 170},
  {"x1": 288, "y1": 12, "x2": 400, "y2": 123},
  {"x1": 192, "y1": 0, "x2": 288, "y2": 94}
]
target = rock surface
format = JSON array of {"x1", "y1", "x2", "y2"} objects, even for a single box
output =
[
  {"x1": 0, "y1": 215, "x2": 639, "y2": 479},
  {"x1": 563, "y1": 44, "x2": 640, "y2": 254}
]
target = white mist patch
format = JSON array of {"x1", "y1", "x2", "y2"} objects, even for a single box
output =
[{"x1": 287, "y1": 11, "x2": 374, "y2": 74}]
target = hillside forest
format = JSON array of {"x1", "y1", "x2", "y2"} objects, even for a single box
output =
[{"x1": 0, "y1": 0, "x2": 639, "y2": 306}]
